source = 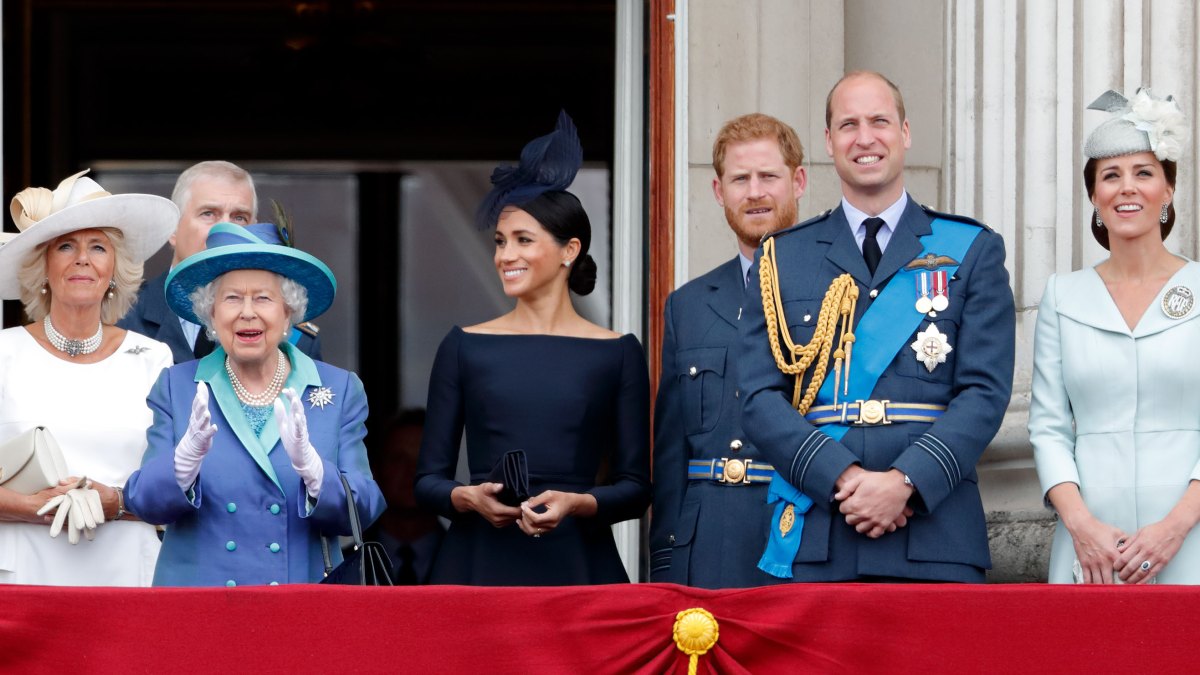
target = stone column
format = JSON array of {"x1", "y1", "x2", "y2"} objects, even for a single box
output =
[{"x1": 683, "y1": 0, "x2": 844, "y2": 281}]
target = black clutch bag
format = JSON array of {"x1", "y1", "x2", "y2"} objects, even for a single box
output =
[
  {"x1": 487, "y1": 449, "x2": 530, "y2": 507},
  {"x1": 320, "y1": 473, "x2": 394, "y2": 586}
]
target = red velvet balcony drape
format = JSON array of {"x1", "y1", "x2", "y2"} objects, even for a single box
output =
[{"x1": 2, "y1": 582, "x2": 1195, "y2": 674}]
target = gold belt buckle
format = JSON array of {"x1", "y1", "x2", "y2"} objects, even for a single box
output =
[
  {"x1": 854, "y1": 399, "x2": 891, "y2": 425},
  {"x1": 721, "y1": 458, "x2": 749, "y2": 484}
]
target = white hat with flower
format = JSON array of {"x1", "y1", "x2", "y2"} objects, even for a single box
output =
[
  {"x1": 1084, "y1": 88, "x2": 1188, "y2": 162},
  {"x1": 0, "y1": 169, "x2": 178, "y2": 299}
]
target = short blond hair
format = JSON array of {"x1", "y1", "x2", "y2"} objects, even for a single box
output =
[
  {"x1": 712, "y1": 113, "x2": 805, "y2": 177},
  {"x1": 17, "y1": 227, "x2": 144, "y2": 324}
]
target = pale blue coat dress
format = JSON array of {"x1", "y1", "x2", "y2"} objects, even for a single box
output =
[{"x1": 1030, "y1": 261, "x2": 1200, "y2": 584}]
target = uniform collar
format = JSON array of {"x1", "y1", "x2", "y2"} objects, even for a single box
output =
[
  {"x1": 738, "y1": 252, "x2": 754, "y2": 287},
  {"x1": 841, "y1": 192, "x2": 908, "y2": 240}
]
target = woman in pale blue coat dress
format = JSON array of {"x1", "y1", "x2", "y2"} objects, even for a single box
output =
[{"x1": 1030, "y1": 88, "x2": 1200, "y2": 584}]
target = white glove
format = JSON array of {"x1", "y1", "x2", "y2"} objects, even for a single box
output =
[
  {"x1": 175, "y1": 382, "x2": 218, "y2": 491},
  {"x1": 274, "y1": 388, "x2": 324, "y2": 500},
  {"x1": 36, "y1": 480, "x2": 105, "y2": 545}
]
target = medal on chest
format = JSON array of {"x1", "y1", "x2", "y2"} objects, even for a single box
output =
[
  {"x1": 914, "y1": 272, "x2": 934, "y2": 314},
  {"x1": 914, "y1": 270, "x2": 950, "y2": 315},
  {"x1": 911, "y1": 323, "x2": 953, "y2": 372}
]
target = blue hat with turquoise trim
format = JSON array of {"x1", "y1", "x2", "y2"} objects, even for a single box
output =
[{"x1": 165, "y1": 222, "x2": 335, "y2": 326}]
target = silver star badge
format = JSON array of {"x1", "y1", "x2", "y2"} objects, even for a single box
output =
[
  {"x1": 307, "y1": 386, "x2": 335, "y2": 410},
  {"x1": 911, "y1": 324, "x2": 953, "y2": 373}
]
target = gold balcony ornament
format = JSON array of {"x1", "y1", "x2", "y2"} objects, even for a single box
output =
[{"x1": 673, "y1": 607, "x2": 719, "y2": 675}]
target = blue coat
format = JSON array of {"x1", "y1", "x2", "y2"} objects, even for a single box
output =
[
  {"x1": 125, "y1": 343, "x2": 385, "y2": 587},
  {"x1": 649, "y1": 257, "x2": 783, "y2": 588},
  {"x1": 118, "y1": 270, "x2": 322, "y2": 364},
  {"x1": 738, "y1": 197, "x2": 1014, "y2": 582}
]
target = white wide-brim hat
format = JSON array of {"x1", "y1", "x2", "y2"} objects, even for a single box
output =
[{"x1": 0, "y1": 169, "x2": 178, "y2": 299}]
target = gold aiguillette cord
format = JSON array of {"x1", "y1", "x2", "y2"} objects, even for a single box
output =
[{"x1": 759, "y1": 236, "x2": 859, "y2": 415}]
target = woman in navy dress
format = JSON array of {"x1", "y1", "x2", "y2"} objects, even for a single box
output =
[{"x1": 414, "y1": 112, "x2": 650, "y2": 585}]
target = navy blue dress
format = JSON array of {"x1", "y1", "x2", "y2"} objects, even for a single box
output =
[{"x1": 414, "y1": 327, "x2": 651, "y2": 585}]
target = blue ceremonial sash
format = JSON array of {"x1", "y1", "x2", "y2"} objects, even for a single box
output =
[
  {"x1": 758, "y1": 478, "x2": 814, "y2": 578},
  {"x1": 759, "y1": 218, "x2": 982, "y2": 578}
]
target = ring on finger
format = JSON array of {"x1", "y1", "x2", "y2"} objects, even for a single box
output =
[{"x1": 1140, "y1": 560, "x2": 1152, "y2": 572}]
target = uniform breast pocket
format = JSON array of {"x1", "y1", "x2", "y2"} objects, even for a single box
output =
[
  {"x1": 781, "y1": 298, "x2": 821, "y2": 345},
  {"x1": 895, "y1": 317, "x2": 959, "y2": 384},
  {"x1": 676, "y1": 347, "x2": 727, "y2": 436}
]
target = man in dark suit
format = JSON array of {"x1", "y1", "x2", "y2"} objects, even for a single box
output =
[
  {"x1": 738, "y1": 71, "x2": 1014, "y2": 582},
  {"x1": 364, "y1": 409, "x2": 445, "y2": 585},
  {"x1": 118, "y1": 161, "x2": 320, "y2": 362},
  {"x1": 650, "y1": 113, "x2": 807, "y2": 587}
]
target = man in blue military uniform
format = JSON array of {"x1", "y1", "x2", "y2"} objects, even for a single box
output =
[
  {"x1": 119, "y1": 161, "x2": 321, "y2": 363},
  {"x1": 650, "y1": 113, "x2": 807, "y2": 587},
  {"x1": 738, "y1": 71, "x2": 1014, "y2": 582}
]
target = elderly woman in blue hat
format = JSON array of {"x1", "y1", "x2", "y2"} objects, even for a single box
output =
[
  {"x1": 125, "y1": 222, "x2": 385, "y2": 587},
  {"x1": 1031, "y1": 88, "x2": 1200, "y2": 584}
]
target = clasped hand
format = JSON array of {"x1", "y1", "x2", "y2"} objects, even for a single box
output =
[
  {"x1": 452, "y1": 484, "x2": 595, "y2": 536},
  {"x1": 452, "y1": 483, "x2": 521, "y2": 527},
  {"x1": 516, "y1": 491, "x2": 595, "y2": 537},
  {"x1": 834, "y1": 467, "x2": 914, "y2": 539},
  {"x1": 35, "y1": 477, "x2": 106, "y2": 544}
]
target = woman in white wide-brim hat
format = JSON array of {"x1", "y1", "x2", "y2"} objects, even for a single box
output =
[
  {"x1": 0, "y1": 169, "x2": 177, "y2": 586},
  {"x1": 1031, "y1": 88, "x2": 1200, "y2": 584}
]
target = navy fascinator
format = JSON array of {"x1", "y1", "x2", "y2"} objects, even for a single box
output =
[{"x1": 475, "y1": 110, "x2": 583, "y2": 229}]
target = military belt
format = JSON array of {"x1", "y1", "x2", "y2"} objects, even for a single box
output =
[
  {"x1": 803, "y1": 400, "x2": 947, "y2": 426},
  {"x1": 687, "y1": 458, "x2": 774, "y2": 485}
]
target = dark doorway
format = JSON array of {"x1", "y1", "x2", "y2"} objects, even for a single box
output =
[{"x1": 3, "y1": 0, "x2": 618, "y2": 445}]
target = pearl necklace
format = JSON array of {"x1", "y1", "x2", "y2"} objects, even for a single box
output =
[
  {"x1": 226, "y1": 349, "x2": 287, "y2": 407},
  {"x1": 44, "y1": 316, "x2": 104, "y2": 357}
]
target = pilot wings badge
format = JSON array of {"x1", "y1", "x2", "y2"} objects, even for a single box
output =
[{"x1": 911, "y1": 324, "x2": 953, "y2": 372}]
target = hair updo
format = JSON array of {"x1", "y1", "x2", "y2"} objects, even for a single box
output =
[{"x1": 517, "y1": 191, "x2": 597, "y2": 296}]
